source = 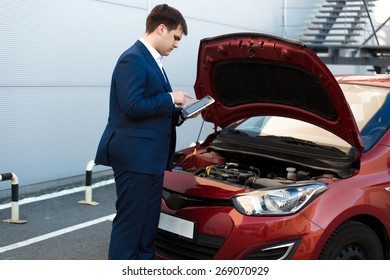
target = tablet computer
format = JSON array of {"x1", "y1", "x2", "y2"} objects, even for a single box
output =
[{"x1": 182, "y1": 95, "x2": 215, "y2": 118}]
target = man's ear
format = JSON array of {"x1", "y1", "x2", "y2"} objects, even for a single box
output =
[{"x1": 157, "y1": 24, "x2": 165, "y2": 35}]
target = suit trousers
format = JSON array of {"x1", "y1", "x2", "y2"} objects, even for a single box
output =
[{"x1": 108, "y1": 168, "x2": 164, "y2": 259}]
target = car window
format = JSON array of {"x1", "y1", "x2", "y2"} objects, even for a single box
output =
[
  {"x1": 342, "y1": 84, "x2": 390, "y2": 151},
  {"x1": 229, "y1": 84, "x2": 389, "y2": 153},
  {"x1": 341, "y1": 84, "x2": 388, "y2": 132},
  {"x1": 233, "y1": 116, "x2": 352, "y2": 153}
]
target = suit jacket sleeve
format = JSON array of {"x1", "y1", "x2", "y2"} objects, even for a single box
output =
[{"x1": 115, "y1": 53, "x2": 173, "y2": 119}]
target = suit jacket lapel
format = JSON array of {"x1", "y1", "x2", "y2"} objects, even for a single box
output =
[{"x1": 136, "y1": 40, "x2": 172, "y2": 92}]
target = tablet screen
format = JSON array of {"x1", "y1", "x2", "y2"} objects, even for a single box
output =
[{"x1": 182, "y1": 95, "x2": 215, "y2": 118}]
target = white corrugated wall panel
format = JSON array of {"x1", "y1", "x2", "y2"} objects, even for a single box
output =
[{"x1": 0, "y1": 0, "x2": 148, "y2": 193}]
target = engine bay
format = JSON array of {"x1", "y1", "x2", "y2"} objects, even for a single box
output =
[{"x1": 174, "y1": 149, "x2": 340, "y2": 190}]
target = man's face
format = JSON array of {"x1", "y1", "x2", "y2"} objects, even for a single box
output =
[{"x1": 156, "y1": 24, "x2": 184, "y2": 56}]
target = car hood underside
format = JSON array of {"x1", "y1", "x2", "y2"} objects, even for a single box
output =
[{"x1": 194, "y1": 32, "x2": 364, "y2": 152}]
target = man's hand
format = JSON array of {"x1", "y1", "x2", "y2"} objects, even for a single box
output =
[{"x1": 170, "y1": 91, "x2": 193, "y2": 107}]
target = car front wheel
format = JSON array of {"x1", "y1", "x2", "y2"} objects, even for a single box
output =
[{"x1": 319, "y1": 220, "x2": 383, "y2": 260}]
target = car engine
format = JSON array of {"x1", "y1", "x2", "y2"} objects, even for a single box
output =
[{"x1": 175, "y1": 149, "x2": 339, "y2": 190}]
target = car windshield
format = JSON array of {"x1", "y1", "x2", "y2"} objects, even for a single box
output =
[{"x1": 225, "y1": 84, "x2": 390, "y2": 153}]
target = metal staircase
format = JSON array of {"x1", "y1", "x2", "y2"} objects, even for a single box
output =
[
  {"x1": 300, "y1": 0, "x2": 390, "y2": 73},
  {"x1": 301, "y1": 0, "x2": 376, "y2": 45}
]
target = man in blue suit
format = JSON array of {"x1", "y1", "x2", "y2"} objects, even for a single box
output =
[{"x1": 95, "y1": 4, "x2": 193, "y2": 259}]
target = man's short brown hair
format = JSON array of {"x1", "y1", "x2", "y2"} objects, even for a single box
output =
[{"x1": 146, "y1": 4, "x2": 188, "y2": 35}]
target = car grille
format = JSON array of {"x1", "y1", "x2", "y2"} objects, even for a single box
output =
[{"x1": 155, "y1": 229, "x2": 225, "y2": 259}]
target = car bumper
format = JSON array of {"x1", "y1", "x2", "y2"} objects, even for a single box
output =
[{"x1": 155, "y1": 203, "x2": 324, "y2": 260}]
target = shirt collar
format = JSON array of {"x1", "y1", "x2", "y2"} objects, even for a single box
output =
[{"x1": 139, "y1": 37, "x2": 164, "y2": 67}]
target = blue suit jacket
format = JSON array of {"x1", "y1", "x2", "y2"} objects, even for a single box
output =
[{"x1": 95, "y1": 40, "x2": 182, "y2": 175}]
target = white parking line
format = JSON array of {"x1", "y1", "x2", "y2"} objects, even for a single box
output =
[
  {"x1": 0, "y1": 178, "x2": 115, "y2": 210},
  {"x1": 0, "y1": 213, "x2": 115, "y2": 254},
  {"x1": 0, "y1": 179, "x2": 116, "y2": 254}
]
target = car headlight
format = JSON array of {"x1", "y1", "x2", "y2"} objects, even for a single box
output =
[{"x1": 232, "y1": 183, "x2": 328, "y2": 216}]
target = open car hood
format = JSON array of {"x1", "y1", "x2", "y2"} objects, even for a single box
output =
[{"x1": 194, "y1": 33, "x2": 364, "y2": 151}]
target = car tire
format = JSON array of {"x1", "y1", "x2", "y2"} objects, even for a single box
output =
[{"x1": 319, "y1": 220, "x2": 383, "y2": 260}]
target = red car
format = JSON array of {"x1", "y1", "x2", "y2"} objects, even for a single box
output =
[{"x1": 155, "y1": 33, "x2": 390, "y2": 260}]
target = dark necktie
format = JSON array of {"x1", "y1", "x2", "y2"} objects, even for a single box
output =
[{"x1": 162, "y1": 67, "x2": 169, "y2": 84}]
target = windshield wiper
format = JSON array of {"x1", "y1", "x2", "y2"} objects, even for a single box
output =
[
  {"x1": 262, "y1": 135, "x2": 345, "y2": 153},
  {"x1": 278, "y1": 136, "x2": 319, "y2": 146},
  {"x1": 226, "y1": 129, "x2": 251, "y2": 137}
]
